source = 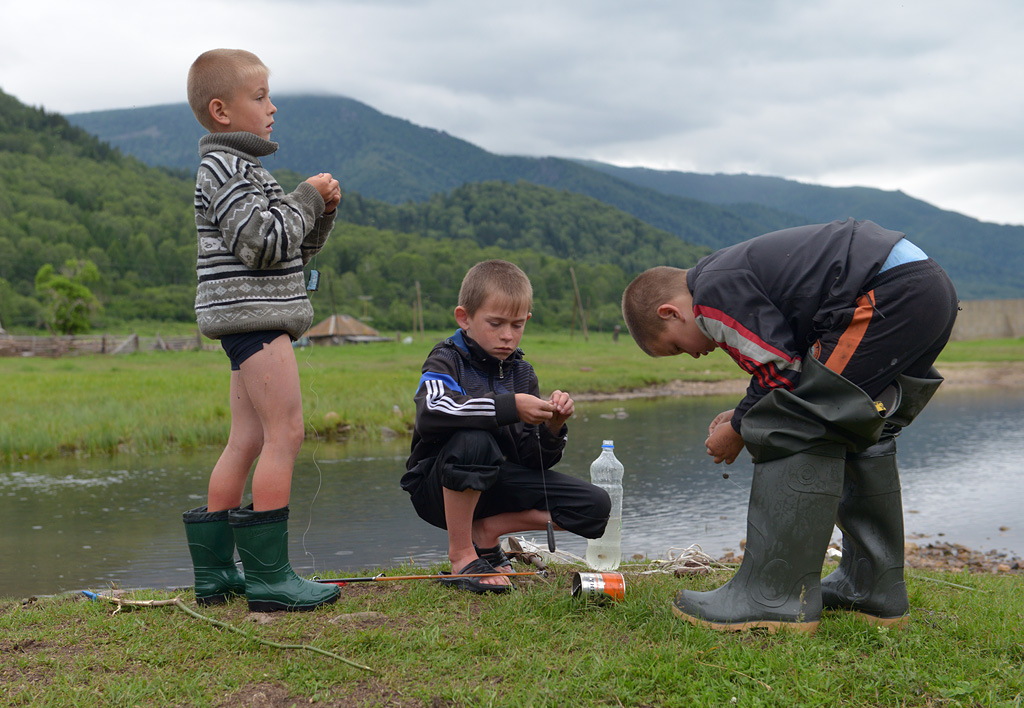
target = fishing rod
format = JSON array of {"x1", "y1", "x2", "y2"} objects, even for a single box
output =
[{"x1": 316, "y1": 571, "x2": 544, "y2": 585}]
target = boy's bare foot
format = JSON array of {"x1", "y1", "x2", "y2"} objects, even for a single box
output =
[
  {"x1": 474, "y1": 543, "x2": 514, "y2": 573},
  {"x1": 449, "y1": 551, "x2": 510, "y2": 587}
]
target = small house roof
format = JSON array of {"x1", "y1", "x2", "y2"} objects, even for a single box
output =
[{"x1": 306, "y1": 314, "x2": 380, "y2": 338}]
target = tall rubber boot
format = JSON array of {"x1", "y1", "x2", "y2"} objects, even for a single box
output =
[
  {"x1": 230, "y1": 506, "x2": 340, "y2": 612},
  {"x1": 672, "y1": 448, "x2": 845, "y2": 633},
  {"x1": 820, "y1": 437, "x2": 909, "y2": 626},
  {"x1": 820, "y1": 368, "x2": 942, "y2": 627},
  {"x1": 182, "y1": 506, "x2": 246, "y2": 606}
]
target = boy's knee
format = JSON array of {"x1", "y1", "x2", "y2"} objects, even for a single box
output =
[
  {"x1": 436, "y1": 430, "x2": 503, "y2": 493},
  {"x1": 552, "y1": 485, "x2": 612, "y2": 539},
  {"x1": 268, "y1": 413, "x2": 305, "y2": 453},
  {"x1": 227, "y1": 430, "x2": 264, "y2": 462}
]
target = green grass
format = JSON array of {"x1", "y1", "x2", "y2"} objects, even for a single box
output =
[
  {"x1": 930, "y1": 337, "x2": 1024, "y2": 363},
  {"x1": 2, "y1": 332, "x2": 1021, "y2": 464},
  {"x1": 1, "y1": 562, "x2": 1021, "y2": 707}
]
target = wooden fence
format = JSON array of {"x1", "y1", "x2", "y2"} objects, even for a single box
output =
[{"x1": 0, "y1": 332, "x2": 210, "y2": 358}]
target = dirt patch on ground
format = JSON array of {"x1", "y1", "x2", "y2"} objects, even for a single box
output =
[
  {"x1": 902, "y1": 539, "x2": 1022, "y2": 575},
  {"x1": 927, "y1": 360, "x2": 1024, "y2": 388}
]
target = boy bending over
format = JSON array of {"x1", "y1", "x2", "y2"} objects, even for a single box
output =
[{"x1": 623, "y1": 219, "x2": 957, "y2": 633}]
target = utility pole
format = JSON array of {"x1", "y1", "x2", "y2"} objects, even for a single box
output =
[
  {"x1": 415, "y1": 281, "x2": 425, "y2": 339},
  {"x1": 569, "y1": 266, "x2": 588, "y2": 341}
]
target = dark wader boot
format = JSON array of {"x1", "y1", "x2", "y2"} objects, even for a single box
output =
[
  {"x1": 821, "y1": 369, "x2": 943, "y2": 627},
  {"x1": 230, "y1": 506, "x2": 340, "y2": 612},
  {"x1": 182, "y1": 506, "x2": 246, "y2": 606},
  {"x1": 672, "y1": 357, "x2": 889, "y2": 634}
]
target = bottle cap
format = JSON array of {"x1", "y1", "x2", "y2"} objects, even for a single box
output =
[{"x1": 602, "y1": 440, "x2": 614, "y2": 448}]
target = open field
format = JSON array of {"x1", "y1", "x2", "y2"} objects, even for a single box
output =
[{"x1": 2, "y1": 332, "x2": 1022, "y2": 464}]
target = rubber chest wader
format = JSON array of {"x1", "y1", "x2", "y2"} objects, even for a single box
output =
[
  {"x1": 671, "y1": 356, "x2": 892, "y2": 634},
  {"x1": 820, "y1": 368, "x2": 943, "y2": 627},
  {"x1": 182, "y1": 506, "x2": 246, "y2": 606}
]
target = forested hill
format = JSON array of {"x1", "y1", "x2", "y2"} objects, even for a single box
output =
[
  {"x1": 575, "y1": 161, "x2": 1024, "y2": 301},
  {"x1": 67, "y1": 96, "x2": 794, "y2": 254},
  {"x1": 0, "y1": 89, "x2": 706, "y2": 334},
  {"x1": 68, "y1": 94, "x2": 1024, "y2": 299}
]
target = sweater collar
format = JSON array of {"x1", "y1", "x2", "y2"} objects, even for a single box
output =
[{"x1": 199, "y1": 131, "x2": 279, "y2": 163}]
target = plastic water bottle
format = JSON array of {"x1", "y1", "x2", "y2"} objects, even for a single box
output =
[{"x1": 586, "y1": 440, "x2": 624, "y2": 570}]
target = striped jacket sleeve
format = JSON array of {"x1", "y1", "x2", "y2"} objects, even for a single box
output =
[{"x1": 197, "y1": 153, "x2": 324, "y2": 271}]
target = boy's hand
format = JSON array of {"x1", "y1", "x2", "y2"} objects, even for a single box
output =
[
  {"x1": 306, "y1": 173, "x2": 341, "y2": 212},
  {"x1": 706, "y1": 409, "x2": 744, "y2": 464},
  {"x1": 708, "y1": 409, "x2": 734, "y2": 437},
  {"x1": 546, "y1": 390, "x2": 574, "y2": 432},
  {"x1": 515, "y1": 393, "x2": 556, "y2": 425}
]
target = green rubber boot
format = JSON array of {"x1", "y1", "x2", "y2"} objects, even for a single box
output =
[
  {"x1": 182, "y1": 506, "x2": 246, "y2": 606},
  {"x1": 821, "y1": 367, "x2": 942, "y2": 627},
  {"x1": 230, "y1": 505, "x2": 340, "y2": 612},
  {"x1": 672, "y1": 449, "x2": 845, "y2": 633},
  {"x1": 820, "y1": 437, "x2": 909, "y2": 627}
]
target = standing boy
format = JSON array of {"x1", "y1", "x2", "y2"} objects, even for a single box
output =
[
  {"x1": 402, "y1": 260, "x2": 611, "y2": 592},
  {"x1": 181, "y1": 49, "x2": 341, "y2": 612},
  {"x1": 622, "y1": 219, "x2": 958, "y2": 632}
]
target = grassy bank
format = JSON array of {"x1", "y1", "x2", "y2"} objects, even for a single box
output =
[
  {"x1": 2, "y1": 560, "x2": 1021, "y2": 707},
  {"x1": 2, "y1": 332, "x2": 1021, "y2": 464}
]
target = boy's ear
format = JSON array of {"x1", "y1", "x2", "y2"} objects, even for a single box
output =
[
  {"x1": 208, "y1": 98, "x2": 232, "y2": 128},
  {"x1": 656, "y1": 303, "x2": 681, "y2": 321},
  {"x1": 453, "y1": 305, "x2": 470, "y2": 329}
]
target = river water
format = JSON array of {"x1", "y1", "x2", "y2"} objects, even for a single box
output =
[{"x1": 2, "y1": 387, "x2": 1021, "y2": 598}]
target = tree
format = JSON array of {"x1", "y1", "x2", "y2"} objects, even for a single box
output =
[{"x1": 34, "y1": 259, "x2": 102, "y2": 334}]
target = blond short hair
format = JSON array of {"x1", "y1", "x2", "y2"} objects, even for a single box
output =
[
  {"x1": 458, "y1": 260, "x2": 533, "y2": 315},
  {"x1": 621, "y1": 266, "x2": 689, "y2": 354},
  {"x1": 187, "y1": 49, "x2": 269, "y2": 131}
]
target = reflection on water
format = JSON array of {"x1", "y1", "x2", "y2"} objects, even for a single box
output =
[{"x1": 2, "y1": 387, "x2": 1021, "y2": 598}]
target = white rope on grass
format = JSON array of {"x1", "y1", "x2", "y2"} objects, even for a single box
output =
[{"x1": 507, "y1": 537, "x2": 730, "y2": 575}]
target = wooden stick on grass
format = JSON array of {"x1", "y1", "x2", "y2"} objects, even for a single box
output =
[{"x1": 91, "y1": 592, "x2": 374, "y2": 673}]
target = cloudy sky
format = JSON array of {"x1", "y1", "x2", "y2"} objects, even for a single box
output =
[{"x1": 3, "y1": 0, "x2": 1022, "y2": 225}]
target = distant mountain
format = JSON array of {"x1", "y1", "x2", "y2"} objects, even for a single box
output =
[
  {"x1": 575, "y1": 162, "x2": 1024, "y2": 301},
  {"x1": 68, "y1": 95, "x2": 1024, "y2": 299}
]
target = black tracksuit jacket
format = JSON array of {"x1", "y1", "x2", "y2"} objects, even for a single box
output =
[{"x1": 687, "y1": 218, "x2": 905, "y2": 432}]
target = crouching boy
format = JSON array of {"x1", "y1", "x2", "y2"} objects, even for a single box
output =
[{"x1": 401, "y1": 260, "x2": 611, "y2": 593}]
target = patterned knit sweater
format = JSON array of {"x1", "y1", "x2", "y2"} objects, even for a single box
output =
[{"x1": 193, "y1": 131, "x2": 335, "y2": 340}]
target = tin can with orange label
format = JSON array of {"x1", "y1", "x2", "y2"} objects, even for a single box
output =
[{"x1": 571, "y1": 571, "x2": 626, "y2": 602}]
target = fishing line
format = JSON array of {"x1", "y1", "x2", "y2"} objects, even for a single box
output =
[{"x1": 534, "y1": 427, "x2": 556, "y2": 552}]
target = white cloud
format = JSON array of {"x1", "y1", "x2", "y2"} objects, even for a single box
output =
[{"x1": 2, "y1": 0, "x2": 1022, "y2": 225}]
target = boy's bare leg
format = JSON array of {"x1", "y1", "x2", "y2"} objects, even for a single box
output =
[
  {"x1": 238, "y1": 335, "x2": 305, "y2": 511},
  {"x1": 443, "y1": 487, "x2": 509, "y2": 587},
  {"x1": 207, "y1": 370, "x2": 264, "y2": 511}
]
